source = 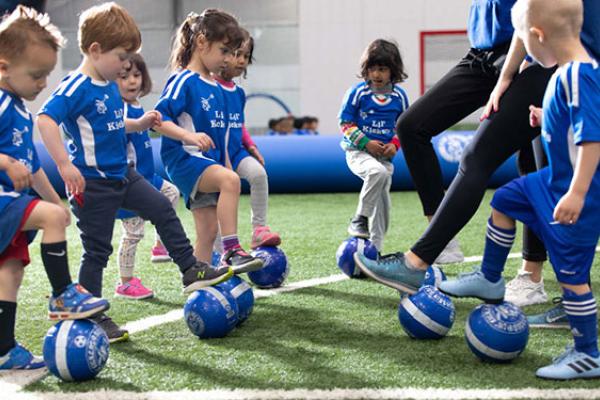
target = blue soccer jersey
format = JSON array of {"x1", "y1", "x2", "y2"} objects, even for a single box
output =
[
  {"x1": 219, "y1": 81, "x2": 250, "y2": 170},
  {"x1": 124, "y1": 103, "x2": 162, "y2": 189},
  {"x1": 532, "y1": 60, "x2": 600, "y2": 246},
  {"x1": 39, "y1": 72, "x2": 128, "y2": 180},
  {"x1": 338, "y1": 82, "x2": 408, "y2": 150},
  {"x1": 467, "y1": 0, "x2": 517, "y2": 50},
  {"x1": 0, "y1": 90, "x2": 40, "y2": 214},
  {"x1": 154, "y1": 70, "x2": 226, "y2": 203}
]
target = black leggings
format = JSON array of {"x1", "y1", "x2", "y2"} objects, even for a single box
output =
[{"x1": 398, "y1": 51, "x2": 554, "y2": 265}]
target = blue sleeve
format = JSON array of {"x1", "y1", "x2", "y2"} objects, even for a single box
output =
[
  {"x1": 155, "y1": 83, "x2": 187, "y2": 124},
  {"x1": 570, "y1": 69, "x2": 600, "y2": 145},
  {"x1": 38, "y1": 90, "x2": 76, "y2": 125},
  {"x1": 338, "y1": 85, "x2": 359, "y2": 123}
]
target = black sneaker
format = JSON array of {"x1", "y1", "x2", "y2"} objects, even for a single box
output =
[
  {"x1": 222, "y1": 247, "x2": 264, "y2": 274},
  {"x1": 90, "y1": 313, "x2": 129, "y2": 343},
  {"x1": 182, "y1": 261, "x2": 233, "y2": 294},
  {"x1": 348, "y1": 215, "x2": 369, "y2": 238}
]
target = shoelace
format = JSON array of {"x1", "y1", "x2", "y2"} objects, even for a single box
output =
[
  {"x1": 378, "y1": 252, "x2": 404, "y2": 265},
  {"x1": 457, "y1": 267, "x2": 482, "y2": 280}
]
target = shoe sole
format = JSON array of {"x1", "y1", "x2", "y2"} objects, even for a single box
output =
[
  {"x1": 347, "y1": 228, "x2": 369, "y2": 239},
  {"x1": 438, "y1": 287, "x2": 504, "y2": 304},
  {"x1": 251, "y1": 236, "x2": 282, "y2": 249},
  {"x1": 536, "y1": 372, "x2": 600, "y2": 380},
  {"x1": 182, "y1": 268, "x2": 234, "y2": 294},
  {"x1": 114, "y1": 292, "x2": 154, "y2": 300},
  {"x1": 528, "y1": 322, "x2": 570, "y2": 330},
  {"x1": 48, "y1": 304, "x2": 110, "y2": 321},
  {"x1": 353, "y1": 253, "x2": 418, "y2": 295},
  {"x1": 108, "y1": 332, "x2": 130, "y2": 344},
  {"x1": 232, "y1": 259, "x2": 265, "y2": 274},
  {"x1": 151, "y1": 255, "x2": 172, "y2": 263}
]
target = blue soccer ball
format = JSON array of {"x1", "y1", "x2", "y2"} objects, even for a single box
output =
[
  {"x1": 335, "y1": 237, "x2": 377, "y2": 278},
  {"x1": 249, "y1": 246, "x2": 289, "y2": 288},
  {"x1": 422, "y1": 265, "x2": 447, "y2": 288},
  {"x1": 398, "y1": 285, "x2": 455, "y2": 339},
  {"x1": 211, "y1": 251, "x2": 222, "y2": 266},
  {"x1": 43, "y1": 319, "x2": 109, "y2": 381},
  {"x1": 184, "y1": 287, "x2": 239, "y2": 338},
  {"x1": 216, "y1": 275, "x2": 255, "y2": 324},
  {"x1": 465, "y1": 302, "x2": 529, "y2": 363}
]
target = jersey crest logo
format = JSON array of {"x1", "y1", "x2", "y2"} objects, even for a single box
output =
[
  {"x1": 201, "y1": 94, "x2": 215, "y2": 111},
  {"x1": 360, "y1": 111, "x2": 368, "y2": 120},
  {"x1": 95, "y1": 94, "x2": 110, "y2": 115},
  {"x1": 12, "y1": 126, "x2": 28, "y2": 147},
  {"x1": 372, "y1": 94, "x2": 392, "y2": 106},
  {"x1": 18, "y1": 158, "x2": 33, "y2": 172}
]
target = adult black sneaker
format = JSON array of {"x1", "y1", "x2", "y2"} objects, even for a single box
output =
[
  {"x1": 347, "y1": 215, "x2": 369, "y2": 238},
  {"x1": 222, "y1": 247, "x2": 264, "y2": 274},
  {"x1": 182, "y1": 261, "x2": 233, "y2": 294},
  {"x1": 90, "y1": 313, "x2": 129, "y2": 343}
]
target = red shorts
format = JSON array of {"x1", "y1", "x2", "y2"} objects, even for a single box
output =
[{"x1": 0, "y1": 198, "x2": 40, "y2": 267}]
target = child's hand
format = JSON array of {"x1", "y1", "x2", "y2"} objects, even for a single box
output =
[
  {"x1": 183, "y1": 132, "x2": 215, "y2": 152},
  {"x1": 140, "y1": 110, "x2": 162, "y2": 130},
  {"x1": 58, "y1": 161, "x2": 85, "y2": 195},
  {"x1": 248, "y1": 146, "x2": 265, "y2": 166},
  {"x1": 553, "y1": 190, "x2": 585, "y2": 225},
  {"x1": 529, "y1": 105, "x2": 543, "y2": 128},
  {"x1": 382, "y1": 143, "x2": 397, "y2": 158},
  {"x1": 6, "y1": 158, "x2": 32, "y2": 191},
  {"x1": 365, "y1": 140, "x2": 385, "y2": 156}
]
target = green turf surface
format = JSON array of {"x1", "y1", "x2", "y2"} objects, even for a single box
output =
[{"x1": 13, "y1": 191, "x2": 600, "y2": 391}]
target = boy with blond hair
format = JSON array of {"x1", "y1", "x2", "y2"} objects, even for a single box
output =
[
  {"x1": 440, "y1": 0, "x2": 600, "y2": 380},
  {"x1": 0, "y1": 6, "x2": 109, "y2": 370},
  {"x1": 37, "y1": 2, "x2": 232, "y2": 343}
]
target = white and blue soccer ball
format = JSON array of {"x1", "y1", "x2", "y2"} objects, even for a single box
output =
[
  {"x1": 216, "y1": 275, "x2": 255, "y2": 325},
  {"x1": 43, "y1": 319, "x2": 109, "y2": 381},
  {"x1": 422, "y1": 265, "x2": 447, "y2": 288},
  {"x1": 249, "y1": 246, "x2": 289, "y2": 288},
  {"x1": 184, "y1": 287, "x2": 239, "y2": 338},
  {"x1": 465, "y1": 302, "x2": 529, "y2": 363},
  {"x1": 398, "y1": 285, "x2": 455, "y2": 339},
  {"x1": 335, "y1": 237, "x2": 377, "y2": 278}
]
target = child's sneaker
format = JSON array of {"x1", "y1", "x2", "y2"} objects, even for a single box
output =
[
  {"x1": 182, "y1": 261, "x2": 233, "y2": 294},
  {"x1": 89, "y1": 313, "x2": 129, "y2": 343},
  {"x1": 527, "y1": 298, "x2": 569, "y2": 329},
  {"x1": 222, "y1": 247, "x2": 264, "y2": 274},
  {"x1": 505, "y1": 270, "x2": 548, "y2": 307},
  {"x1": 536, "y1": 346, "x2": 600, "y2": 380},
  {"x1": 151, "y1": 243, "x2": 171, "y2": 263},
  {"x1": 48, "y1": 283, "x2": 110, "y2": 320},
  {"x1": 347, "y1": 215, "x2": 369, "y2": 239},
  {"x1": 115, "y1": 277, "x2": 154, "y2": 300},
  {"x1": 0, "y1": 343, "x2": 45, "y2": 370},
  {"x1": 438, "y1": 267, "x2": 505, "y2": 303},
  {"x1": 251, "y1": 226, "x2": 281, "y2": 249}
]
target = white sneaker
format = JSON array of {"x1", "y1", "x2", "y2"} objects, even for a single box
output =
[
  {"x1": 434, "y1": 238, "x2": 464, "y2": 265},
  {"x1": 505, "y1": 270, "x2": 548, "y2": 307}
]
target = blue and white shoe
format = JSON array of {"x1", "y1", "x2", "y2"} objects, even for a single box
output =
[
  {"x1": 438, "y1": 267, "x2": 504, "y2": 303},
  {"x1": 48, "y1": 283, "x2": 109, "y2": 320},
  {"x1": 354, "y1": 252, "x2": 424, "y2": 294},
  {"x1": 537, "y1": 346, "x2": 600, "y2": 380},
  {"x1": 527, "y1": 298, "x2": 569, "y2": 329},
  {"x1": 0, "y1": 343, "x2": 45, "y2": 370}
]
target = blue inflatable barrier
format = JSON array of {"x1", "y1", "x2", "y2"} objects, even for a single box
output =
[{"x1": 35, "y1": 130, "x2": 518, "y2": 197}]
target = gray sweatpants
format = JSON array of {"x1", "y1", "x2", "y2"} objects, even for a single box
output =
[
  {"x1": 346, "y1": 149, "x2": 393, "y2": 251},
  {"x1": 236, "y1": 156, "x2": 268, "y2": 227}
]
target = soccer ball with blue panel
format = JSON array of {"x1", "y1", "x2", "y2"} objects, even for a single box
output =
[
  {"x1": 398, "y1": 285, "x2": 455, "y2": 339},
  {"x1": 336, "y1": 237, "x2": 377, "y2": 278},
  {"x1": 216, "y1": 275, "x2": 254, "y2": 325},
  {"x1": 249, "y1": 246, "x2": 289, "y2": 288},
  {"x1": 184, "y1": 287, "x2": 239, "y2": 338}
]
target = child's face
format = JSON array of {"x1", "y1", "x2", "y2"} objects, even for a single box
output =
[
  {"x1": 199, "y1": 39, "x2": 235, "y2": 75},
  {"x1": 0, "y1": 42, "x2": 57, "y2": 101},
  {"x1": 93, "y1": 45, "x2": 130, "y2": 81},
  {"x1": 219, "y1": 42, "x2": 250, "y2": 81},
  {"x1": 367, "y1": 65, "x2": 391, "y2": 90},
  {"x1": 117, "y1": 61, "x2": 142, "y2": 103}
]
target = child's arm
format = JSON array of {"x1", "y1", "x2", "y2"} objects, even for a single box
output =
[
  {"x1": 31, "y1": 168, "x2": 70, "y2": 224},
  {"x1": 154, "y1": 120, "x2": 215, "y2": 152},
  {"x1": 37, "y1": 114, "x2": 85, "y2": 195},
  {"x1": 341, "y1": 122, "x2": 384, "y2": 156},
  {"x1": 553, "y1": 142, "x2": 600, "y2": 224},
  {"x1": 241, "y1": 125, "x2": 264, "y2": 165},
  {"x1": 125, "y1": 110, "x2": 162, "y2": 133},
  {"x1": 0, "y1": 153, "x2": 32, "y2": 191}
]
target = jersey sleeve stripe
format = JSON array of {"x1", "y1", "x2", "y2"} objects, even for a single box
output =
[
  {"x1": 0, "y1": 95, "x2": 12, "y2": 117},
  {"x1": 165, "y1": 70, "x2": 192, "y2": 99},
  {"x1": 65, "y1": 74, "x2": 87, "y2": 98},
  {"x1": 56, "y1": 72, "x2": 81, "y2": 96},
  {"x1": 571, "y1": 62, "x2": 580, "y2": 107},
  {"x1": 173, "y1": 71, "x2": 194, "y2": 100},
  {"x1": 559, "y1": 67, "x2": 572, "y2": 105}
]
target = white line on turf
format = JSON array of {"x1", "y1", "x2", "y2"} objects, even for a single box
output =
[{"x1": 6, "y1": 387, "x2": 600, "y2": 400}]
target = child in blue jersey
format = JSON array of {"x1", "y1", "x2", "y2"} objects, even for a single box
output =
[
  {"x1": 214, "y1": 30, "x2": 281, "y2": 251},
  {"x1": 0, "y1": 6, "x2": 109, "y2": 370},
  {"x1": 440, "y1": 0, "x2": 600, "y2": 380},
  {"x1": 114, "y1": 54, "x2": 181, "y2": 300},
  {"x1": 37, "y1": 2, "x2": 232, "y2": 343},
  {"x1": 155, "y1": 10, "x2": 263, "y2": 272},
  {"x1": 339, "y1": 39, "x2": 408, "y2": 252}
]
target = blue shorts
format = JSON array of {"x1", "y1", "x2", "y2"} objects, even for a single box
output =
[
  {"x1": 0, "y1": 194, "x2": 38, "y2": 264},
  {"x1": 230, "y1": 147, "x2": 250, "y2": 171},
  {"x1": 165, "y1": 154, "x2": 218, "y2": 208},
  {"x1": 491, "y1": 176, "x2": 597, "y2": 285}
]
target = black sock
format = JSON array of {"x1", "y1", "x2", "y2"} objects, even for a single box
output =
[
  {"x1": 41, "y1": 241, "x2": 72, "y2": 297},
  {"x1": 0, "y1": 301, "x2": 16, "y2": 356}
]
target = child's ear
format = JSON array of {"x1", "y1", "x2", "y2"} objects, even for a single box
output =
[
  {"x1": 0, "y1": 58, "x2": 10, "y2": 76},
  {"x1": 530, "y1": 26, "x2": 545, "y2": 43},
  {"x1": 195, "y1": 34, "x2": 207, "y2": 51},
  {"x1": 88, "y1": 42, "x2": 103, "y2": 58}
]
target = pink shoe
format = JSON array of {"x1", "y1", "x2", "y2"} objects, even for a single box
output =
[
  {"x1": 115, "y1": 277, "x2": 154, "y2": 300},
  {"x1": 251, "y1": 226, "x2": 281, "y2": 249},
  {"x1": 151, "y1": 244, "x2": 171, "y2": 263}
]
